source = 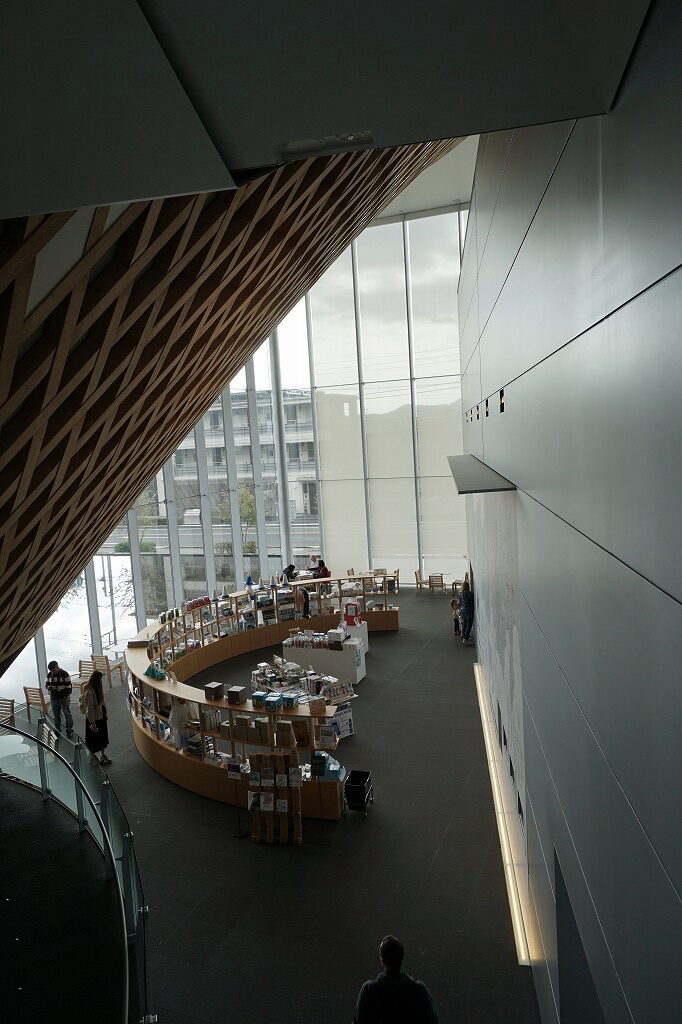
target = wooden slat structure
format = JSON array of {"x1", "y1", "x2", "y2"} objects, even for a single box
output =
[{"x1": 0, "y1": 140, "x2": 457, "y2": 669}]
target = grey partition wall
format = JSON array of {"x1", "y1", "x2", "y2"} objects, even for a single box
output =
[{"x1": 460, "y1": 1, "x2": 682, "y2": 1022}]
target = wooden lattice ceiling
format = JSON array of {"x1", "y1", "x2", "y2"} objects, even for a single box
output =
[{"x1": 0, "y1": 139, "x2": 456, "y2": 669}]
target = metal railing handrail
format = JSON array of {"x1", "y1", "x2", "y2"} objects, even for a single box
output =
[{"x1": 0, "y1": 718, "x2": 129, "y2": 1024}]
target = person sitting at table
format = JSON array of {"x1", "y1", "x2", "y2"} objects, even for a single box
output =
[
  {"x1": 312, "y1": 558, "x2": 331, "y2": 578},
  {"x1": 307, "y1": 554, "x2": 319, "y2": 571},
  {"x1": 281, "y1": 563, "x2": 298, "y2": 582}
]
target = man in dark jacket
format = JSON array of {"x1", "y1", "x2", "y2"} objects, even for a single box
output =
[
  {"x1": 353, "y1": 935, "x2": 438, "y2": 1023},
  {"x1": 45, "y1": 659, "x2": 74, "y2": 737}
]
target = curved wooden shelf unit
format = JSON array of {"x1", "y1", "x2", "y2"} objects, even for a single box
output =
[{"x1": 125, "y1": 591, "x2": 398, "y2": 818}]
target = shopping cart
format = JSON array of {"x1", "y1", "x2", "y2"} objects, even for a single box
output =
[{"x1": 344, "y1": 769, "x2": 374, "y2": 818}]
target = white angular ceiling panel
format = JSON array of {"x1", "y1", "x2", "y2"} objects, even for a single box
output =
[{"x1": 0, "y1": 0, "x2": 234, "y2": 219}]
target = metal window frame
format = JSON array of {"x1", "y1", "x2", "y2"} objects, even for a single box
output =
[
  {"x1": 194, "y1": 416, "x2": 217, "y2": 595},
  {"x1": 269, "y1": 329, "x2": 292, "y2": 565},
  {"x1": 402, "y1": 218, "x2": 424, "y2": 574},
  {"x1": 304, "y1": 291, "x2": 325, "y2": 555},
  {"x1": 162, "y1": 461, "x2": 184, "y2": 605},
  {"x1": 221, "y1": 385, "x2": 245, "y2": 588},
  {"x1": 84, "y1": 559, "x2": 103, "y2": 655},
  {"x1": 350, "y1": 238, "x2": 373, "y2": 568},
  {"x1": 35, "y1": 628, "x2": 47, "y2": 681},
  {"x1": 245, "y1": 359, "x2": 270, "y2": 580}
]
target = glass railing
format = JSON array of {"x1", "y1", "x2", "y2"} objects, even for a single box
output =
[{"x1": 1, "y1": 707, "x2": 149, "y2": 1023}]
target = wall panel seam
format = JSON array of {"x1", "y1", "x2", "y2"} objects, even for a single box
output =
[
  {"x1": 514, "y1": 487, "x2": 682, "y2": 609},
  {"x1": 473, "y1": 259, "x2": 682, "y2": 415},
  {"x1": 526, "y1": 865, "x2": 561, "y2": 1023},
  {"x1": 526, "y1": 787, "x2": 556, "y2": 900},
  {"x1": 477, "y1": 120, "x2": 577, "y2": 343},
  {"x1": 521, "y1": 589, "x2": 681, "y2": 899},
  {"x1": 523, "y1": 690, "x2": 638, "y2": 1024},
  {"x1": 476, "y1": 132, "x2": 514, "y2": 272}
]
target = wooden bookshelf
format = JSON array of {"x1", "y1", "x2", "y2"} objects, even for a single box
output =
[
  {"x1": 124, "y1": 574, "x2": 397, "y2": 823},
  {"x1": 135, "y1": 575, "x2": 398, "y2": 683}
]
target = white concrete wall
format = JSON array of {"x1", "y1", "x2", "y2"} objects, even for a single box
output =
[{"x1": 459, "y1": 2, "x2": 682, "y2": 1021}]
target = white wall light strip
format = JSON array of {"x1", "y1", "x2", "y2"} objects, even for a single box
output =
[{"x1": 473, "y1": 662, "x2": 531, "y2": 965}]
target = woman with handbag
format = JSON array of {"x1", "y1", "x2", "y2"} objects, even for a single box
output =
[{"x1": 80, "y1": 670, "x2": 112, "y2": 766}]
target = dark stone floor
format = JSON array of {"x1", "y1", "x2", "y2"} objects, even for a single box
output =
[
  {"x1": 0, "y1": 777, "x2": 124, "y2": 1024},
  {"x1": 105, "y1": 590, "x2": 541, "y2": 1023}
]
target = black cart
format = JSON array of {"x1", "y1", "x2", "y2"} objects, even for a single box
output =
[{"x1": 344, "y1": 770, "x2": 374, "y2": 817}]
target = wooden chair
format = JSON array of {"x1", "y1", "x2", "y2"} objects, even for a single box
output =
[
  {"x1": 92, "y1": 654, "x2": 125, "y2": 687},
  {"x1": 428, "y1": 574, "x2": 446, "y2": 595},
  {"x1": 72, "y1": 659, "x2": 95, "y2": 694},
  {"x1": 73, "y1": 654, "x2": 125, "y2": 693},
  {"x1": 0, "y1": 697, "x2": 15, "y2": 726},
  {"x1": 450, "y1": 578, "x2": 463, "y2": 596},
  {"x1": 414, "y1": 570, "x2": 428, "y2": 594},
  {"x1": 23, "y1": 687, "x2": 50, "y2": 722}
]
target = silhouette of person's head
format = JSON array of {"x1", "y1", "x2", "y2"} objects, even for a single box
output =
[{"x1": 379, "y1": 935, "x2": 404, "y2": 974}]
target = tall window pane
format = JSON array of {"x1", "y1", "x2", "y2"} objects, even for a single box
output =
[
  {"x1": 316, "y1": 385, "x2": 364, "y2": 481},
  {"x1": 365, "y1": 380, "x2": 414, "y2": 479},
  {"x1": 414, "y1": 376, "x2": 462, "y2": 477},
  {"x1": 409, "y1": 213, "x2": 460, "y2": 377},
  {"x1": 369, "y1": 478, "x2": 419, "y2": 574},
  {"x1": 95, "y1": 519, "x2": 137, "y2": 654},
  {"x1": 310, "y1": 247, "x2": 358, "y2": 385},
  {"x1": 278, "y1": 300, "x2": 320, "y2": 565},
  {"x1": 43, "y1": 577, "x2": 92, "y2": 672},
  {"x1": 134, "y1": 485, "x2": 173, "y2": 619},
  {"x1": 420, "y1": 477, "x2": 467, "y2": 576},
  {"x1": 0, "y1": 638, "x2": 38, "y2": 701},
  {"x1": 231, "y1": 373, "x2": 260, "y2": 581},
  {"x1": 173, "y1": 429, "x2": 207, "y2": 598},
  {"x1": 320, "y1": 480, "x2": 369, "y2": 575},
  {"x1": 203, "y1": 398, "x2": 235, "y2": 593},
  {"x1": 254, "y1": 341, "x2": 282, "y2": 575},
  {"x1": 356, "y1": 223, "x2": 409, "y2": 382}
]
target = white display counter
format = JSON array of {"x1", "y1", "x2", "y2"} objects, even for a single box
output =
[
  {"x1": 282, "y1": 637, "x2": 366, "y2": 684},
  {"x1": 346, "y1": 620, "x2": 369, "y2": 655}
]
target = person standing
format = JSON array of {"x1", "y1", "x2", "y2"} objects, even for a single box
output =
[
  {"x1": 45, "y1": 660, "x2": 74, "y2": 737},
  {"x1": 459, "y1": 580, "x2": 475, "y2": 645},
  {"x1": 353, "y1": 935, "x2": 438, "y2": 1023},
  {"x1": 81, "y1": 670, "x2": 111, "y2": 766},
  {"x1": 295, "y1": 585, "x2": 310, "y2": 619},
  {"x1": 450, "y1": 596, "x2": 461, "y2": 635}
]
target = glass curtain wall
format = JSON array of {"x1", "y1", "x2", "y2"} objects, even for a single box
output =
[
  {"x1": 2, "y1": 206, "x2": 466, "y2": 701},
  {"x1": 308, "y1": 207, "x2": 467, "y2": 578},
  {"x1": 310, "y1": 247, "x2": 369, "y2": 573}
]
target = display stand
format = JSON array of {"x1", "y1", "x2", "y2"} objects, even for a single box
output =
[
  {"x1": 346, "y1": 621, "x2": 369, "y2": 654},
  {"x1": 125, "y1": 650, "x2": 343, "y2": 820},
  {"x1": 282, "y1": 637, "x2": 366, "y2": 684}
]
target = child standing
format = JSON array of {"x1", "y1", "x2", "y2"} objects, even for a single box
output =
[{"x1": 451, "y1": 597, "x2": 461, "y2": 635}]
